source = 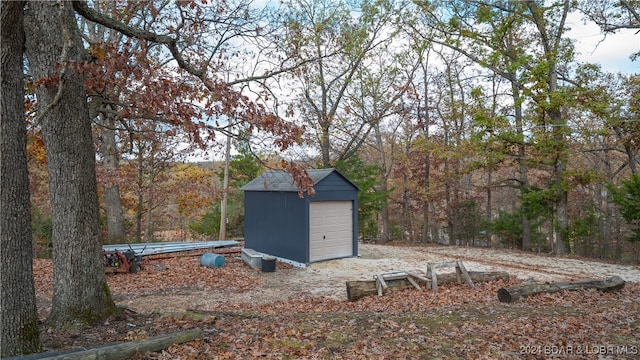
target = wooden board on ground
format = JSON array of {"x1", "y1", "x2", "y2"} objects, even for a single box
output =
[{"x1": 497, "y1": 275, "x2": 625, "y2": 303}]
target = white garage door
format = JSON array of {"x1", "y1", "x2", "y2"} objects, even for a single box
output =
[{"x1": 309, "y1": 201, "x2": 353, "y2": 262}]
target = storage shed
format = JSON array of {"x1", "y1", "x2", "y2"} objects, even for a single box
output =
[{"x1": 242, "y1": 168, "x2": 359, "y2": 265}]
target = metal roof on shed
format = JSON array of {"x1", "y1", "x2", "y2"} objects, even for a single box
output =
[{"x1": 241, "y1": 168, "x2": 358, "y2": 192}]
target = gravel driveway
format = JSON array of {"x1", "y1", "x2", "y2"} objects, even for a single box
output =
[{"x1": 271, "y1": 243, "x2": 640, "y2": 301}]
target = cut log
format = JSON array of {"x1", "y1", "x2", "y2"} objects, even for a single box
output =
[
  {"x1": 346, "y1": 271, "x2": 510, "y2": 301},
  {"x1": 497, "y1": 276, "x2": 626, "y2": 303},
  {"x1": 8, "y1": 329, "x2": 202, "y2": 360}
]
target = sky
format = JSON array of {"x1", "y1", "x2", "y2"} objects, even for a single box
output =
[
  {"x1": 186, "y1": 12, "x2": 639, "y2": 163},
  {"x1": 567, "y1": 20, "x2": 639, "y2": 74}
]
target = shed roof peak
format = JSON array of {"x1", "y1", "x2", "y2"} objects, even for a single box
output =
[{"x1": 242, "y1": 168, "x2": 358, "y2": 192}]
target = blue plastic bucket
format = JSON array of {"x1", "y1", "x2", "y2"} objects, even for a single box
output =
[{"x1": 200, "y1": 253, "x2": 225, "y2": 268}]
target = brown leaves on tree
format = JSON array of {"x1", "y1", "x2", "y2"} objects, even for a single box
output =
[
  {"x1": 71, "y1": 1, "x2": 306, "y2": 158},
  {"x1": 285, "y1": 162, "x2": 315, "y2": 197}
]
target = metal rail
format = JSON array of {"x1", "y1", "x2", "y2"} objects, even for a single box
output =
[{"x1": 103, "y1": 240, "x2": 239, "y2": 256}]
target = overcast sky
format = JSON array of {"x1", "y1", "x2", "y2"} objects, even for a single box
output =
[
  {"x1": 567, "y1": 20, "x2": 639, "y2": 75},
  {"x1": 186, "y1": 13, "x2": 639, "y2": 163}
]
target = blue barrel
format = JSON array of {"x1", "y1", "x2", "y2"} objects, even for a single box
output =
[{"x1": 200, "y1": 253, "x2": 225, "y2": 268}]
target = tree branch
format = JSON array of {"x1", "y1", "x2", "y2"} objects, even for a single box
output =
[{"x1": 72, "y1": 1, "x2": 206, "y2": 80}]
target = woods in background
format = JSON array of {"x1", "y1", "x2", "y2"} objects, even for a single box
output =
[{"x1": 22, "y1": 0, "x2": 640, "y2": 262}]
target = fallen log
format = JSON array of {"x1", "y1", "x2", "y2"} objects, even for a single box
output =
[
  {"x1": 346, "y1": 271, "x2": 510, "y2": 301},
  {"x1": 7, "y1": 329, "x2": 202, "y2": 360},
  {"x1": 497, "y1": 276, "x2": 625, "y2": 303}
]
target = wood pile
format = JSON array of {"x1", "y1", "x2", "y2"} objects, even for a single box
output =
[{"x1": 346, "y1": 270, "x2": 510, "y2": 301}]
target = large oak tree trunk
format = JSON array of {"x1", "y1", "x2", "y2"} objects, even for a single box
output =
[
  {"x1": 24, "y1": 1, "x2": 119, "y2": 328},
  {"x1": 0, "y1": 1, "x2": 42, "y2": 355}
]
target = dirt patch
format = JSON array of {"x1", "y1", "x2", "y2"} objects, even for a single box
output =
[{"x1": 270, "y1": 244, "x2": 640, "y2": 299}]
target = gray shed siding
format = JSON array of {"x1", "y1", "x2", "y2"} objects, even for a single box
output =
[
  {"x1": 244, "y1": 191, "x2": 309, "y2": 263},
  {"x1": 243, "y1": 169, "x2": 358, "y2": 264}
]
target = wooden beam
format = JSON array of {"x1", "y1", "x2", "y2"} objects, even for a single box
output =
[
  {"x1": 405, "y1": 275, "x2": 421, "y2": 290},
  {"x1": 456, "y1": 260, "x2": 475, "y2": 289},
  {"x1": 429, "y1": 263, "x2": 438, "y2": 292},
  {"x1": 374, "y1": 273, "x2": 388, "y2": 295},
  {"x1": 406, "y1": 271, "x2": 429, "y2": 283},
  {"x1": 428, "y1": 261, "x2": 475, "y2": 292}
]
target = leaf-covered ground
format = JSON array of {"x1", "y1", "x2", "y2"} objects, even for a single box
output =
[{"x1": 33, "y1": 245, "x2": 640, "y2": 359}]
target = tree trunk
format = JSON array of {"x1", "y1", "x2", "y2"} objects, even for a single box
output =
[
  {"x1": 601, "y1": 155, "x2": 613, "y2": 258},
  {"x1": 507, "y1": 51, "x2": 531, "y2": 252},
  {"x1": 0, "y1": 1, "x2": 42, "y2": 355},
  {"x1": 526, "y1": 1, "x2": 569, "y2": 255},
  {"x1": 98, "y1": 114, "x2": 125, "y2": 244},
  {"x1": 486, "y1": 169, "x2": 492, "y2": 244},
  {"x1": 346, "y1": 271, "x2": 510, "y2": 301},
  {"x1": 443, "y1": 138, "x2": 454, "y2": 245},
  {"x1": 401, "y1": 177, "x2": 411, "y2": 241},
  {"x1": 420, "y1": 61, "x2": 431, "y2": 243},
  {"x1": 320, "y1": 119, "x2": 331, "y2": 167},
  {"x1": 614, "y1": 125, "x2": 638, "y2": 175},
  {"x1": 24, "y1": 1, "x2": 119, "y2": 328},
  {"x1": 422, "y1": 150, "x2": 431, "y2": 243},
  {"x1": 219, "y1": 132, "x2": 231, "y2": 240},
  {"x1": 373, "y1": 121, "x2": 391, "y2": 242},
  {"x1": 554, "y1": 146, "x2": 569, "y2": 255},
  {"x1": 145, "y1": 192, "x2": 153, "y2": 242},
  {"x1": 497, "y1": 276, "x2": 625, "y2": 303},
  {"x1": 144, "y1": 147, "x2": 155, "y2": 243},
  {"x1": 136, "y1": 143, "x2": 144, "y2": 242},
  {"x1": 104, "y1": 184, "x2": 125, "y2": 244}
]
